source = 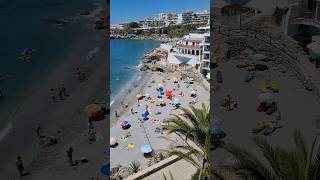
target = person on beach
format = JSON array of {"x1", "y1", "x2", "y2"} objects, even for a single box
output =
[
  {"x1": 88, "y1": 118, "x2": 94, "y2": 133},
  {"x1": 61, "y1": 84, "x2": 68, "y2": 97},
  {"x1": 76, "y1": 67, "x2": 81, "y2": 81},
  {"x1": 16, "y1": 156, "x2": 26, "y2": 177},
  {"x1": 36, "y1": 123, "x2": 45, "y2": 139},
  {"x1": 58, "y1": 89, "x2": 64, "y2": 100},
  {"x1": 226, "y1": 94, "x2": 231, "y2": 111},
  {"x1": 115, "y1": 111, "x2": 118, "y2": 118},
  {"x1": 50, "y1": 88, "x2": 56, "y2": 102},
  {"x1": 66, "y1": 146, "x2": 74, "y2": 166},
  {"x1": 130, "y1": 108, "x2": 134, "y2": 115}
]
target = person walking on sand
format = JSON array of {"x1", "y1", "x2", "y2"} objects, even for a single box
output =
[
  {"x1": 58, "y1": 88, "x2": 64, "y2": 100},
  {"x1": 88, "y1": 118, "x2": 94, "y2": 133},
  {"x1": 36, "y1": 123, "x2": 45, "y2": 139},
  {"x1": 50, "y1": 88, "x2": 56, "y2": 102},
  {"x1": 115, "y1": 111, "x2": 118, "y2": 118},
  {"x1": 66, "y1": 146, "x2": 74, "y2": 166},
  {"x1": 16, "y1": 156, "x2": 26, "y2": 177},
  {"x1": 226, "y1": 94, "x2": 231, "y2": 111},
  {"x1": 61, "y1": 84, "x2": 68, "y2": 97},
  {"x1": 130, "y1": 108, "x2": 134, "y2": 115},
  {"x1": 76, "y1": 67, "x2": 81, "y2": 81}
]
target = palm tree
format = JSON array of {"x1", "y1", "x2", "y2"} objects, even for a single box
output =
[
  {"x1": 163, "y1": 103, "x2": 211, "y2": 179},
  {"x1": 224, "y1": 129, "x2": 320, "y2": 180},
  {"x1": 128, "y1": 161, "x2": 141, "y2": 174}
]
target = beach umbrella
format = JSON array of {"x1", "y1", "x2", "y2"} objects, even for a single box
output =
[
  {"x1": 110, "y1": 137, "x2": 117, "y2": 146},
  {"x1": 140, "y1": 144, "x2": 152, "y2": 153},
  {"x1": 144, "y1": 93, "x2": 150, "y2": 97},
  {"x1": 173, "y1": 98, "x2": 180, "y2": 105},
  {"x1": 101, "y1": 162, "x2": 110, "y2": 176},
  {"x1": 84, "y1": 104, "x2": 101, "y2": 114},
  {"x1": 157, "y1": 83, "x2": 163, "y2": 88},
  {"x1": 252, "y1": 53, "x2": 267, "y2": 61},
  {"x1": 257, "y1": 91, "x2": 274, "y2": 103},
  {"x1": 95, "y1": 98, "x2": 108, "y2": 105},
  {"x1": 210, "y1": 126, "x2": 223, "y2": 135},
  {"x1": 166, "y1": 90, "x2": 173, "y2": 97},
  {"x1": 122, "y1": 120, "x2": 129, "y2": 126}
]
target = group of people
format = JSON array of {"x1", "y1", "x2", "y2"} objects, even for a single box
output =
[
  {"x1": 49, "y1": 84, "x2": 68, "y2": 103},
  {"x1": 222, "y1": 94, "x2": 238, "y2": 111}
]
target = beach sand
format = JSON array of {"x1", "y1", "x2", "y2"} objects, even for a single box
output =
[
  {"x1": 211, "y1": 59, "x2": 320, "y2": 163},
  {"x1": 110, "y1": 71, "x2": 210, "y2": 170},
  {"x1": 0, "y1": 8, "x2": 108, "y2": 180}
]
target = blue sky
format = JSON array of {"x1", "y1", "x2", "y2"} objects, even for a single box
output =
[{"x1": 110, "y1": 0, "x2": 210, "y2": 24}]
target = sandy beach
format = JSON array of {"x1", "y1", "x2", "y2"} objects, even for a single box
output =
[
  {"x1": 211, "y1": 58, "x2": 320, "y2": 163},
  {"x1": 110, "y1": 70, "x2": 210, "y2": 170},
  {"x1": 0, "y1": 4, "x2": 108, "y2": 180}
]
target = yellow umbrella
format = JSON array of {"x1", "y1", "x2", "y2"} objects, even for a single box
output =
[
  {"x1": 128, "y1": 143, "x2": 135, "y2": 149},
  {"x1": 84, "y1": 104, "x2": 101, "y2": 114},
  {"x1": 110, "y1": 137, "x2": 117, "y2": 146}
]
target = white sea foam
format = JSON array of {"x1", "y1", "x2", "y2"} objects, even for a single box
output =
[
  {"x1": 0, "y1": 122, "x2": 12, "y2": 143},
  {"x1": 86, "y1": 47, "x2": 100, "y2": 61}
]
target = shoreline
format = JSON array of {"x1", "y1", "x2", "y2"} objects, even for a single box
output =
[
  {"x1": 0, "y1": 2, "x2": 107, "y2": 179},
  {"x1": 110, "y1": 69, "x2": 155, "y2": 127}
]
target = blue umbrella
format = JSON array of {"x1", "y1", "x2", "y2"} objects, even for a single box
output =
[
  {"x1": 140, "y1": 144, "x2": 152, "y2": 153},
  {"x1": 123, "y1": 120, "x2": 129, "y2": 126},
  {"x1": 101, "y1": 162, "x2": 110, "y2": 176},
  {"x1": 210, "y1": 127, "x2": 223, "y2": 135},
  {"x1": 141, "y1": 111, "x2": 149, "y2": 118}
]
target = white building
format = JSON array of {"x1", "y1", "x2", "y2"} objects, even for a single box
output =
[
  {"x1": 199, "y1": 26, "x2": 210, "y2": 73},
  {"x1": 177, "y1": 11, "x2": 194, "y2": 24},
  {"x1": 166, "y1": 26, "x2": 210, "y2": 73},
  {"x1": 140, "y1": 18, "x2": 165, "y2": 28},
  {"x1": 177, "y1": 10, "x2": 209, "y2": 24},
  {"x1": 158, "y1": 12, "x2": 178, "y2": 26}
]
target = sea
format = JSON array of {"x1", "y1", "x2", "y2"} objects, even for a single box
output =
[
  {"x1": 110, "y1": 39, "x2": 160, "y2": 101},
  {"x1": 0, "y1": 0, "x2": 103, "y2": 137}
]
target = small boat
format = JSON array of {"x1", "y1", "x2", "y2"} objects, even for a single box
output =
[
  {"x1": 115, "y1": 77, "x2": 121, "y2": 81},
  {"x1": 124, "y1": 66, "x2": 131, "y2": 69}
]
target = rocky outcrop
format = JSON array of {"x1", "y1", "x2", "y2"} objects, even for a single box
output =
[{"x1": 95, "y1": 16, "x2": 108, "y2": 29}]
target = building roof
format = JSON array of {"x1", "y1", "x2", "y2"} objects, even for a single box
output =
[{"x1": 175, "y1": 44, "x2": 201, "y2": 49}]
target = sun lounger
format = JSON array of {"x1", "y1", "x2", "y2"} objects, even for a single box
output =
[
  {"x1": 252, "y1": 120, "x2": 268, "y2": 134},
  {"x1": 258, "y1": 80, "x2": 266, "y2": 91},
  {"x1": 270, "y1": 80, "x2": 279, "y2": 92}
]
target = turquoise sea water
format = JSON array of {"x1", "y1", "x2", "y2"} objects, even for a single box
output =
[{"x1": 110, "y1": 39, "x2": 160, "y2": 97}]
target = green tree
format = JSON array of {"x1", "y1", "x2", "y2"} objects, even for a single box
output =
[
  {"x1": 128, "y1": 161, "x2": 141, "y2": 173},
  {"x1": 224, "y1": 129, "x2": 320, "y2": 180},
  {"x1": 128, "y1": 22, "x2": 141, "y2": 29},
  {"x1": 163, "y1": 104, "x2": 211, "y2": 179}
]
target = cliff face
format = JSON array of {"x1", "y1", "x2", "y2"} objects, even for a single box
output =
[{"x1": 95, "y1": 16, "x2": 109, "y2": 30}]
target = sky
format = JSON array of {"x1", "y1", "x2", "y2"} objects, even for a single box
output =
[{"x1": 110, "y1": 0, "x2": 210, "y2": 24}]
